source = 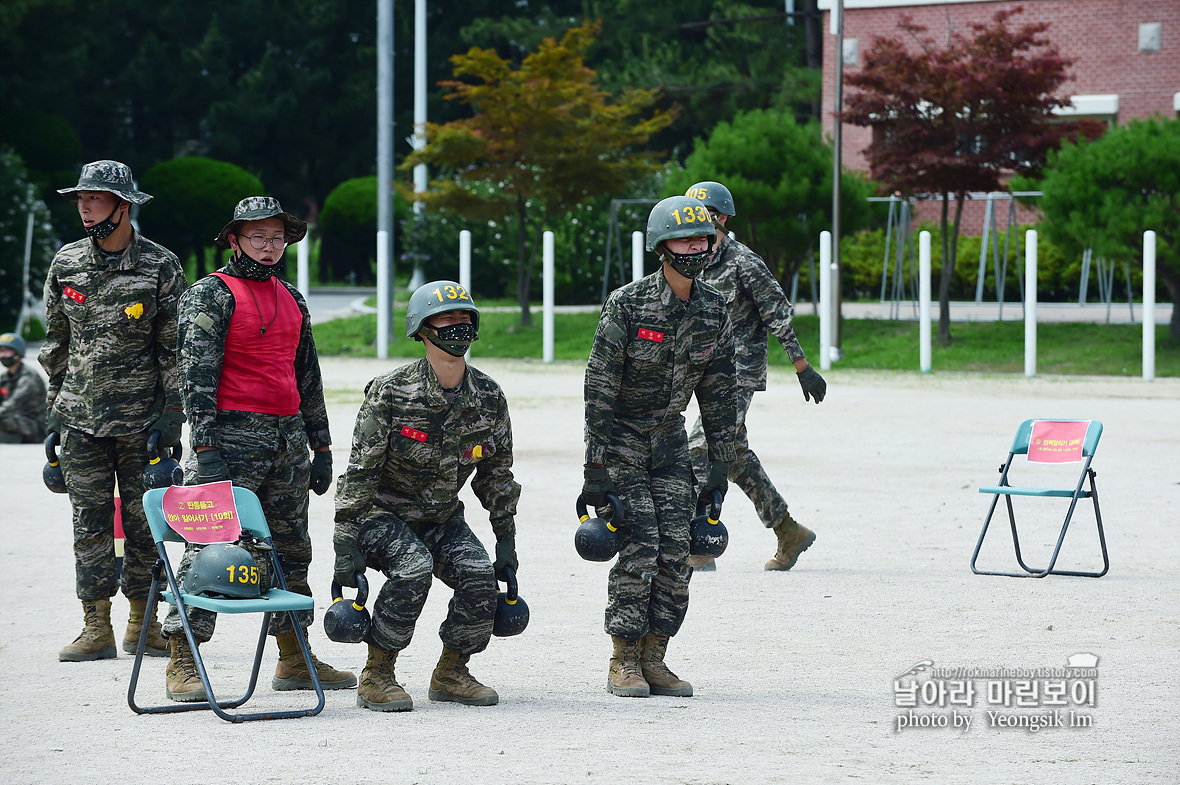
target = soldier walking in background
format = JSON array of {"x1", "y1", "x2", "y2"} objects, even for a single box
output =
[
  {"x1": 42, "y1": 161, "x2": 187, "y2": 662},
  {"x1": 0, "y1": 333, "x2": 47, "y2": 443},
  {"x1": 583, "y1": 196, "x2": 736, "y2": 698},
  {"x1": 333, "y1": 281, "x2": 520, "y2": 712},
  {"x1": 683, "y1": 181, "x2": 827, "y2": 572},
  {"x1": 161, "y1": 197, "x2": 352, "y2": 702}
]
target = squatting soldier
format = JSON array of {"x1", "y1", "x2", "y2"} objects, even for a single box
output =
[
  {"x1": 683, "y1": 181, "x2": 827, "y2": 572},
  {"x1": 0, "y1": 333, "x2": 47, "y2": 443},
  {"x1": 42, "y1": 161, "x2": 187, "y2": 662},
  {"x1": 333, "y1": 281, "x2": 521, "y2": 712},
  {"x1": 162, "y1": 197, "x2": 353, "y2": 701},
  {"x1": 582, "y1": 195, "x2": 737, "y2": 698}
]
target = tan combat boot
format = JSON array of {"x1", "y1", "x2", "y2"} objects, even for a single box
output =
[
  {"x1": 765, "y1": 510, "x2": 816, "y2": 572},
  {"x1": 124, "y1": 598, "x2": 168, "y2": 656},
  {"x1": 607, "y1": 635, "x2": 649, "y2": 697},
  {"x1": 428, "y1": 646, "x2": 499, "y2": 706},
  {"x1": 59, "y1": 599, "x2": 117, "y2": 661},
  {"x1": 687, "y1": 555, "x2": 717, "y2": 571},
  {"x1": 272, "y1": 632, "x2": 357, "y2": 690},
  {"x1": 357, "y1": 645, "x2": 413, "y2": 712},
  {"x1": 640, "y1": 633, "x2": 693, "y2": 697},
  {"x1": 165, "y1": 635, "x2": 207, "y2": 702}
]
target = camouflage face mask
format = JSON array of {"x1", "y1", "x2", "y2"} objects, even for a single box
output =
[
  {"x1": 662, "y1": 246, "x2": 712, "y2": 279},
  {"x1": 85, "y1": 202, "x2": 125, "y2": 241},
  {"x1": 234, "y1": 250, "x2": 277, "y2": 281},
  {"x1": 421, "y1": 322, "x2": 478, "y2": 357}
]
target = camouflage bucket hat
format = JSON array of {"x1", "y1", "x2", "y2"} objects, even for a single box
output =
[
  {"x1": 57, "y1": 160, "x2": 152, "y2": 205},
  {"x1": 215, "y1": 196, "x2": 308, "y2": 249}
]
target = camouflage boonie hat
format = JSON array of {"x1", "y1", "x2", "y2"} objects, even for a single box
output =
[
  {"x1": 57, "y1": 160, "x2": 152, "y2": 205},
  {"x1": 215, "y1": 196, "x2": 308, "y2": 249}
]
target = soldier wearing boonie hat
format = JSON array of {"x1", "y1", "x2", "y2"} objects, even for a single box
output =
[
  {"x1": 41, "y1": 160, "x2": 188, "y2": 665},
  {"x1": 161, "y1": 196, "x2": 352, "y2": 702}
]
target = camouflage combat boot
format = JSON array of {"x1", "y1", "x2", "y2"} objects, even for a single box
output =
[
  {"x1": 59, "y1": 599, "x2": 117, "y2": 661},
  {"x1": 428, "y1": 647, "x2": 499, "y2": 706},
  {"x1": 165, "y1": 635, "x2": 207, "y2": 702},
  {"x1": 357, "y1": 645, "x2": 413, "y2": 712},
  {"x1": 272, "y1": 633, "x2": 357, "y2": 691},
  {"x1": 124, "y1": 598, "x2": 168, "y2": 656},
  {"x1": 640, "y1": 633, "x2": 693, "y2": 697},
  {"x1": 765, "y1": 510, "x2": 816, "y2": 572},
  {"x1": 607, "y1": 635, "x2": 649, "y2": 698},
  {"x1": 687, "y1": 555, "x2": 716, "y2": 572}
]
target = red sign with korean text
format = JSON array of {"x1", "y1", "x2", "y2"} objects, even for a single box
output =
[
  {"x1": 401, "y1": 425, "x2": 429, "y2": 442},
  {"x1": 637, "y1": 328, "x2": 664, "y2": 343},
  {"x1": 1027, "y1": 420, "x2": 1088, "y2": 464},
  {"x1": 161, "y1": 481, "x2": 242, "y2": 543}
]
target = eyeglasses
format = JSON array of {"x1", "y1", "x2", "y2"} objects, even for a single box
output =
[{"x1": 239, "y1": 234, "x2": 288, "y2": 250}]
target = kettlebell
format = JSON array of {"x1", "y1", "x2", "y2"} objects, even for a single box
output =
[
  {"x1": 324, "y1": 573, "x2": 371, "y2": 644},
  {"x1": 143, "y1": 430, "x2": 184, "y2": 490},
  {"x1": 689, "y1": 489, "x2": 728, "y2": 558},
  {"x1": 43, "y1": 432, "x2": 67, "y2": 494},
  {"x1": 574, "y1": 492, "x2": 624, "y2": 562},
  {"x1": 492, "y1": 566, "x2": 529, "y2": 637}
]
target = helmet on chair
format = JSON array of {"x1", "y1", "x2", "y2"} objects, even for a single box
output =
[{"x1": 184, "y1": 543, "x2": 262, "y2": 599}]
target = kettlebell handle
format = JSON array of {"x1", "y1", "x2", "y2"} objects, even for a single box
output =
[
  {"x1": 330, "y1": 572, "x2": 369, "y2": 609},
  {"x1": 44, "y1": 431, "x2": 61, "y2": 466},
  {"x1": 575, "y1": 492, "x2": 624, "y2": 527},
  {"x1": 146, "y1": 431, "x2": 184, "y2": 464},
  {"x1": 500, "y1": 565, "x2": 519, "y2": 603},
  {"x1": 695, "y1": 488, "x2": 723, "y2": 522}
]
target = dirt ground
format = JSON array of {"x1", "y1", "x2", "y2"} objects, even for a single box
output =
[{"x1": 2, "y1": 357, "x2": 1178, "y2": 784}]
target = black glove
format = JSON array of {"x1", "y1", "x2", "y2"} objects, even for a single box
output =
[
  {"x1": 333, "y1": 539, "x2": 366, "y2": 588},
  {"x1": 309, "y1": 450, "x2": 333, "y2": 496},
  {"x1": 699, "y1": 460, "x2": 730, "y2": 503},
  {"x1": 46, "y1": 408, "x2": 62, "y2": 436},
  {"x1": 493, "y1": 537, "x2": 518, "y2": 582},
  {"x1": 797, "y1": 365, "x2": 827, "y2": 404},
  {"x1": 582, "y1": 464, "x2": 616, "y2": 508},
  {"x1": 149, "y1": 409, "x2": 186, "y2": 448},
  {"x1": 195, "y1": 448, "x2": 231, "y2": 484}
]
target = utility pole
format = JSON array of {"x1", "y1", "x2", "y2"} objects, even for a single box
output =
[
  {"x1": 830, "y1": 0, "x2": 844, "y2": 360},
  {"x1": 376, "y1": 0, "x2": 394, "y2": 357},
  {"x1": 410, "y1": 0, "x2": 428, "y2": 291}
]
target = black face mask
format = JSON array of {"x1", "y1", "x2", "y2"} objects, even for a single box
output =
[
  {"x1": 0, "y1": 356, "x2": 16, "y2": 369},
  {"x1": 234, "y1": 251, "x2": 276, "y2": 281},
  {"x1": 84, "y1": 201, "x2": 125, "y2": 241},
  {"x1": 421, "y1": 322, "x2": 478, "y2": 357},
  {"x1": 662, "y1": 246, "x2": 713, "y2": 279}
]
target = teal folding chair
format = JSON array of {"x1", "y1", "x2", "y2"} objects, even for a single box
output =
[
  {"x1": 971, "y1": 419, "x2": 1108, "y2": 578},
  {"x1": 127, "y1": 486, "x2": 325, "y2": 721}
]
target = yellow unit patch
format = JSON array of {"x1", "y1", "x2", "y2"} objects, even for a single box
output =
[
  {"x1": 472, "y1": 445, "x2": 483, "y2": 460},
  {"x1": 124, "y1": 303, "x2": 144, "y2": 319}
]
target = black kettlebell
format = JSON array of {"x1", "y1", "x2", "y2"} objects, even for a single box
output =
[
  {"x1": 324, "y1": 573, "x2": 371, "y2": 644},
  {"x1": 143, "y1": 430, "x2": 184, "y2": 490},
  {"x1": 492, "y1": 566, "x2": 529, "y2": 637},
  {"x1": 689, "y1": 489, "x2": 728, "y2": 558},
  {"x1": 43, "y1": 431, "x2": 67, "y2": 494},
  {"x1": 575, "y1": 492, "x2": 624, "y2": 562}
]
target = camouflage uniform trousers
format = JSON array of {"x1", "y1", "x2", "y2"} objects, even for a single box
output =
[
  {"x1": 59, "y1": 426, "x2": 155, "y2": 601},
  {"x1": 357, "y1": 503, "x2": 496, "y2": 655},
  {"x1": 163, "y1": 412, "x2": 313, "y2": 641},
  {"x1": 688, "y1": 385, "x2": 789, "y2": 528},
  {"x1": 604, "y1": 459, "x2": 694, "y2": 641}
]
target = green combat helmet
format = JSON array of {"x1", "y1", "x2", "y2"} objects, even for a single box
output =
[
  {"x1": 184, "y1": 544, "x2": 262, "y2": 599},
  {"x1": 406, "y1": 280, "x2": 480, "y2": 357},
  {"x1": 646, "y1": 195, "x2": 717, "y2": 279},
  {"x1": 685, "y1": 181, "x2": 735, "y2": 217},
  {"x1": 0, "y1": 332, "x2": 27, "y2": 357}
]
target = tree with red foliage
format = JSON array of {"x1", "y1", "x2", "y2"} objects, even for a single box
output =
[{"x1": 841, "y1": 6, "x2": 1088, "y2": 344}]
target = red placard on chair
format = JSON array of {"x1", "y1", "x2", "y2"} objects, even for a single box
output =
[
  {"x1": 1027, "y1": 420, "x2": 1088, "y2": 464},
  {"x1": 160, "y1": 481, "x2": 242, "y2": 543}
]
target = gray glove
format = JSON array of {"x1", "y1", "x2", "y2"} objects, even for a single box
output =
[
  {"x1": 493, "y1": 537, "x2": 518, "y2": 582},
  {"x1": 149, "y1": 409, "x2": 186, "y2": 448},
  {"x1": 797, "y1": 365, "x2": 826, "y2": 403},
  {"x1": 195, "y1": 449, "x2": 230, "y2": 484},
  {"x1": 699, "y1": 460, "x2": 730, "y2": 503},
  {"x1": 333, "y1": 540, "x2": 366, "y2": 588},
  {"x1": 309, "y1": 450, "x2": 333, "y2": 496},
  {"x1": 582, "y1": 464, "x2": 616, "y2": 508}
]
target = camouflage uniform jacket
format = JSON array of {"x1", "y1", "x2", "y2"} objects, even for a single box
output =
[
  {"x1": 177, "y1": 259, "x2": 330, "y2": 449},
  {"x1": 0, "y1": 362, "x2": 48, "y2": 435},
  {"x1": 585, "y1": 270, "x2": 738, "y2": 470},
  {"x1": 697, "y1": 234, "x2": 805, "y2": 391},
  {"x1": 39, "y1": 233, "x2": 186, "y2": 436},
  {"x1": 334, "y1": 358, "x2": 520, "y2": 544}
]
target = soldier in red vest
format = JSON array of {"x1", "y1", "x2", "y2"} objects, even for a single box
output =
[{"x1": 161, "y1": 197, "x2": 354, "y2": 702}]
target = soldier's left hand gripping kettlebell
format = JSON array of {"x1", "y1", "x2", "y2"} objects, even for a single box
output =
[
  {"x1": 42, "y1": 432, "x2": 67, "y2": 494},
  {"x1": 143, "y1": 430, "x2": 184, "y2": 490},
  {"x1": 492, "y1": 566, "x2": 529, "y2": 637},
  {"x1": 690, "y1": 489, "x2": 728, "y2": 558},
  {"x1": 324, "y1": 573, "x2": 371, "y2": 644}
]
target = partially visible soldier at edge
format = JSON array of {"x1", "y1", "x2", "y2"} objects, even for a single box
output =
[
  {"x1": 0, "y1": 332, "x2": 47, "y2": 443},
  {"x1": 583, "y1": 195, "x2": 737, "y2": 699},
  {"x1": 161, "y1": 197, "x2": 353, "y2": 702},
  {"x1": 333, "y1": 281, "x2": 521, "y2": 712},
  {"x1": 683, "y1": 180, "x2": 827, "y2": 573},
  {"x1": 41, "y1": 161, "x2": 188, "y2": 662}
]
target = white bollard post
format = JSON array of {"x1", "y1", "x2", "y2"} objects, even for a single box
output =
[
  {"x1": 543, "y1": 231, "x2": 555, "y2": 364},
  {"x1": 1025, "y1": 230, "x2": 1037, "y2": 377},
  {"x1": 297, "y1": 236, "x2": 309, "y2": 299},
  {"x1": 631, "y1": 231, "x2": 644, "y2": 282},
  {"x1": 376, "y1": 230, "x2": 390, "y2": 359},
  {"x1": 459, "y1": 230, "x2": 472, "y2": 359},
  {"x1": 819, "y1": 231, "x2": 832, "y2": 371},
  {"x1": 919, "y1": 231, "x2": 932, "y2": 373},
  {"x1": 1143, "y1": 230, "x2": 1156, "y2": 381}
]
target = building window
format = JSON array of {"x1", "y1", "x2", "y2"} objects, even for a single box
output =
[
  {"x1": 1139, "y1": 23, "x2": 1161, "y2": 53},
  {"x1": 843, "y1": 38, "x2": 859, "y2": 69}
]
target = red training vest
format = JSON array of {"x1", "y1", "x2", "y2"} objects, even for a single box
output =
[{"x1": 210, "y1": 272, "x2": 302, "y2": 415}]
